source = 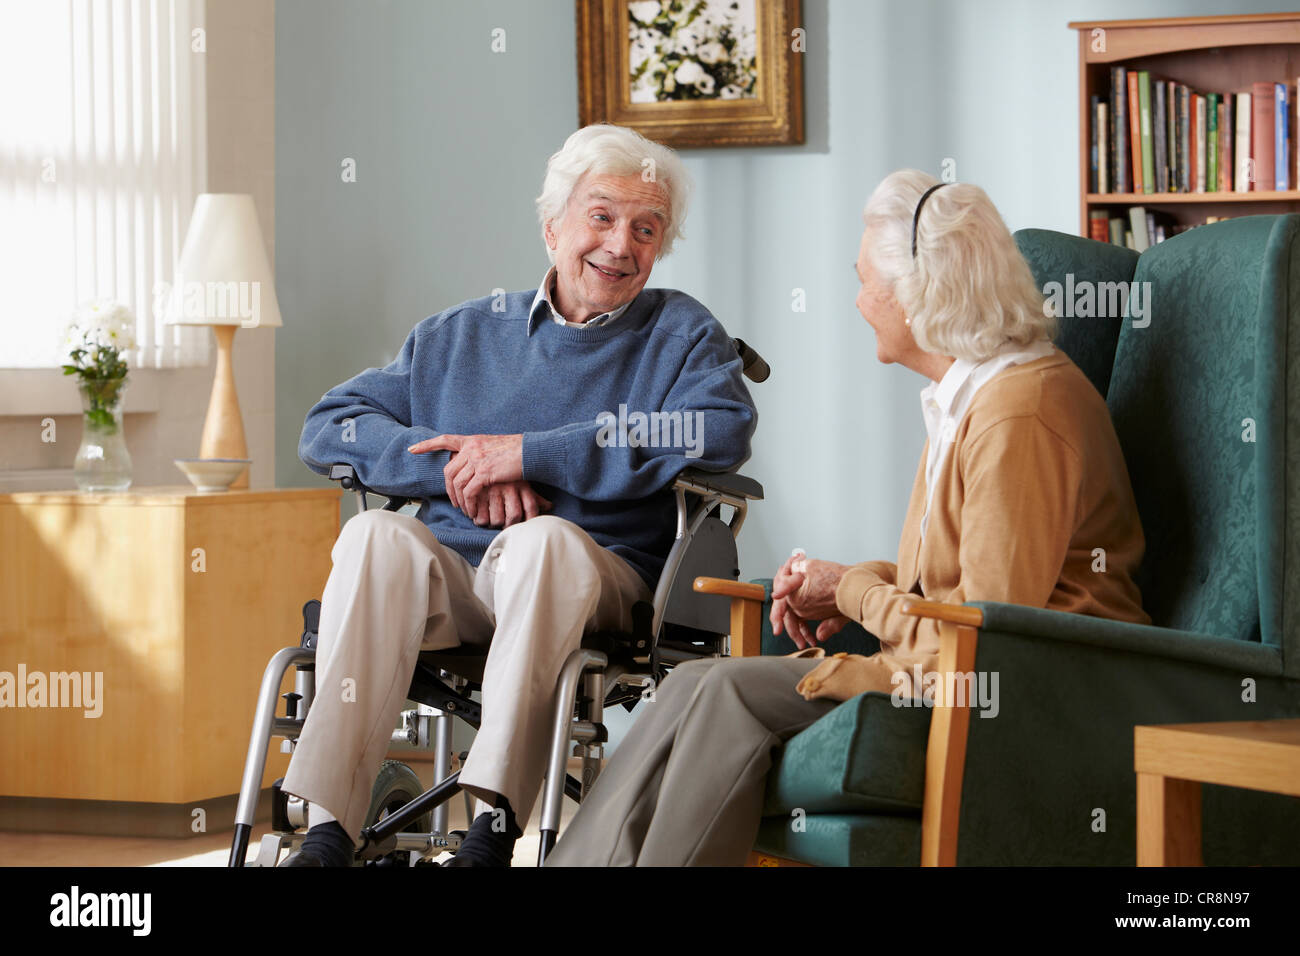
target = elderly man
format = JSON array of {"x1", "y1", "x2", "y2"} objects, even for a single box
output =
[{"x1": 278, "y1": 124, "x2": 756, "y2": 866}]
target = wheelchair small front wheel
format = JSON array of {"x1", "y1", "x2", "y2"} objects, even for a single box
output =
[{"x1": 361, "y1": 759, "x2": 433, "y2": 867}]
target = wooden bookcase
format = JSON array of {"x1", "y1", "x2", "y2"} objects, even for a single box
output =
[{"x1": 1070, "y1": 13, "x2": 1300, "y2": 238}]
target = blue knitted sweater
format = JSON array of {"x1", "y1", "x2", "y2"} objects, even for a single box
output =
[{"x1": 298, "y1": 287, "x2": 757, "y2": 585}]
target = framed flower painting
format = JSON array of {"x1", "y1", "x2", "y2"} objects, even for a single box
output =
[{"x1": 576, "y1": 0, "x2": 804, "y2": 148}]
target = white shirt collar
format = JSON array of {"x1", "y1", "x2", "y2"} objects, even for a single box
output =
[
  {"x1": 920, "y1": 338, "x2": 1057, "y2": 425},
  {"x1": 528, "y1": 266, "x2": 634, "y2": 330}
]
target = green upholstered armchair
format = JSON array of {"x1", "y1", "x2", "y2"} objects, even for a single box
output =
[{"x1": 696, "y1": 214, "x2": 1300, "y2": 866}]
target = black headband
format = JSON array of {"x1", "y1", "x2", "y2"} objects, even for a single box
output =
[{"x1": 911, "y1": 182, "x2": 950, "y2": 259}]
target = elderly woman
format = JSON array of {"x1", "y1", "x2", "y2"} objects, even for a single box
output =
[{"x1": 544, "y1": 169, "x2": 1150, "y2": 867}]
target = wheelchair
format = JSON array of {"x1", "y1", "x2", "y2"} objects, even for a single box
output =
[{"x1": 228, "y1": 341, "x2": 769, "y2": 868}]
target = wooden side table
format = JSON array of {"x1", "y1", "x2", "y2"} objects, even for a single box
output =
[
  {"x1": 1134, "y1": 719, "x2": 1300, "y2": 866},
  {"x1": 0, "y1": 485, "x2": 341, "y2": 836}
]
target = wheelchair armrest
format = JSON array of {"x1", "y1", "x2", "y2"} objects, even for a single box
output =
[
  {"x1": 673, "y1": 468, "x2": 764, "y2": 502},
  {"x1": 327, "y1": 462, "x2": 419, "y2": 512},
  {"x1": 328, "y1": 462, "x2": 363, "y2": 487}
]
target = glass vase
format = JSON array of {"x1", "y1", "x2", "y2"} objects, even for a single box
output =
[{"x1": 74, "y1": 377, "x2": 133, "y2": 492}]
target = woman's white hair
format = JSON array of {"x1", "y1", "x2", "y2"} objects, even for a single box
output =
[
  {"x1": 862, "y1": 169, "x2": 1055, "y2": 362},
  {"x1": 536, "y1": 124, "x2": 692, "y2": 261}
]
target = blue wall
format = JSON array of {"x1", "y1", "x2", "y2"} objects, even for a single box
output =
[{"x1": 277, "y1": 0, "x2": 1298, "y2": 580}]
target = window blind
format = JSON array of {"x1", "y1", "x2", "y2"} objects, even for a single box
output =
[{"x1": 0, "y1": 0, "x2": 208, "y2": 370}]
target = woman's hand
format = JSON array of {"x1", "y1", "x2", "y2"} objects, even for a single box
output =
[
  {"x1": 771, "y1": 555, "x2": 853, "y2": 648},
  {"x1": 770, "y1": 553, "x2": 812, "y2": 647}
]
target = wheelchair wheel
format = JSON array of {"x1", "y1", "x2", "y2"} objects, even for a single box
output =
[{"x1": 362, "y1": 759, "x2": 433, "y2": 867}]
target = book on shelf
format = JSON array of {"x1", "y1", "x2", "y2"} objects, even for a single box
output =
[
  {"x1": 1138, "y1": 71, "x2": 1155, "y2": 195},
  {"x1": 1146, "y1": 210, "x2": 1175, "y2": 245},
  {"x1": 1129, "y1": 206, "x2": 1150, "y2": 251},
  {"x1": 1276, "y1": 82, "x2": 1290, "y2": 191},
  {"x1": 1089, "y1": 94, "x2": 1100, "y2": 193},
  {"x1": 1110, "y1": 66, "x2": 1128, "y2": 193},
  {"x1": 1097, "y1": 100, "x2": 1109, "y2": 193},
  {"x1": 1221, "y1": 94, "x2": 1234, "y2": 192},
  {"x1": 1128, "y1": 70, "x2": 1144, "y2": 194},
  {"x1": 1088, "y1": 209, "x2": 1109, "y2": 242},
  {"x1": 1236, "y1": 91, "x2": 1252, "y2": 192},
  {"x1": 1252, "y1": 82, "x2": 1275, "y2": 192},
  {"x1": 1208, "y1": 92, "x2": 1219, "y2": 190},
  {"x1": 1153, "y1": 81, "x2": 1168, "y2": 193},
  {"x1": 1195, "y1": 94, "x2": 1207, "y2": 193},
  {"x1": 1108, "y1": 217, "x2": 1125, "y2": 246},
  {"x1": 1167, "y1": 79, "x2": 1177, "y2": 191}
]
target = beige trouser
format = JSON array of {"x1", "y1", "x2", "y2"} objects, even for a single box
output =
[
  {"x1": 281, "y1": 509, "x2": 650, "y2": 840},
  {"x1": 543, "y1": 655, "x2": 833, "y2": 866}
]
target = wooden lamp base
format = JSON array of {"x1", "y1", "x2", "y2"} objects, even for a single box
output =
[{"x1": 198, "y1": 324, "x2": 250, "y2": 489}]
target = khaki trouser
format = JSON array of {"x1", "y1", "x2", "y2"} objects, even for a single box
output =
[
  {"x1": 281, "y1": 509, "x2": 650, "y2": 840},
  {"x1": 544, "y1": 655, "x2": 833, "y2": 866}
]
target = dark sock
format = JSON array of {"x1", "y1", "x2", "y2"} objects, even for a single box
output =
[
  {"x1": 450, "y1": 795, "x2": 522, "y2": 867},
  {"x1": 298, "y1": 820, "x2": 355, "y2": 867}
]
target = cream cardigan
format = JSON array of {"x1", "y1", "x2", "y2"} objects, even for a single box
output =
[{"x1": 827, "y1": 349, "x2": 1150, "y2": 698}]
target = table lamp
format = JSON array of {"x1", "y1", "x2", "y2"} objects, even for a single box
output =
[{"x1": 166, "y1": 194, "x2": 282, "y2": 489}]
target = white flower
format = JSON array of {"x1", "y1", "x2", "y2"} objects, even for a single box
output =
[
  {"x1": 630, "y1": 34, "x2": 656, "y2": 66},
  {"x1": 697, "y1": 41, "x2": 726, "y2": 65},
  {"x1": 672, "y1": 23, "x2": 705, "y2": 56},
  {"x1": 674, "y1": 58, "x2": 707, "y2": 87},
  {"x1": 68, "y1": 299, "x2": 137, "y2": 354},
  {"x1": 629, "y1": 1, "x2": 662, "y2": 25}
]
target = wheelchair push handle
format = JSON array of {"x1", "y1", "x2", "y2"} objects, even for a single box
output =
[{"x1": 732, "y1": 337, "x2": 769, "y2": 383}]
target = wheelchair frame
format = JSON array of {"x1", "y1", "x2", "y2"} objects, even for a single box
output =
[{"x1": 228, "y1": 462, "x2": 763, "y2": 867}]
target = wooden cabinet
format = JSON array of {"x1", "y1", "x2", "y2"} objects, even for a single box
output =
[
  {"x1": 1070, "y1": 13, "x2": 1300, "y2": 237},
  {"x1": 0, "y1": 486, "x2": 340, "y2": 834}
]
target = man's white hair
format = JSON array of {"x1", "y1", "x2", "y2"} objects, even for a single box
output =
[
  {"x1": 862, "y1": 169, "x2": 1055, "y2": 362},
  {"x1": 536, "y1": 124, "x2": 692, "y2": 261}
]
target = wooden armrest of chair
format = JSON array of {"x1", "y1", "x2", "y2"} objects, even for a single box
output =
[
  {"x1": 900, "y1": 598, "x2": 984, "y2": 628},
  {"x1": 689, "y1": 587, "x2": 983, "y2": 867},
  {"x1": 693, "y1": 577, "x2": 765, "y2": 657},
  {"x1": 901, "y1": 599, "x2": 983, "y2": 866}
]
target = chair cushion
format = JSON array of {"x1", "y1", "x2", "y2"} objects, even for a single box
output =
[
  {"x1": 762, "y1": 690, "x2": 931, "y2": 816},
  {"x1": 754, "y1": 812, "x2": 921, "y2": 867}
]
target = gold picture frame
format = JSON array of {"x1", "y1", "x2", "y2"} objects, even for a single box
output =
[{"x1": 576, "y1": 0, "x2": 804, "y2": 148}]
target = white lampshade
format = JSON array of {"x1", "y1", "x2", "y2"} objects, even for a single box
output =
[{"x1": 166, "y1": 193, "x2": 282, "y2": 328}]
